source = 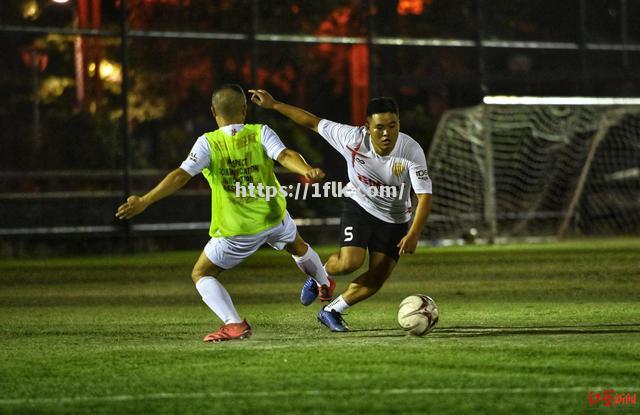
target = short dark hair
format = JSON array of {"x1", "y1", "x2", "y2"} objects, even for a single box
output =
[
  {"x1": 213, "y1": 83, "x2": 244, "y2": 98},
  {"x1": 211, "y1": 84, "x2": 246, "y2": 118},
  {"x1": 366, "y1": 97, "x2": 399, "y2": 117}
]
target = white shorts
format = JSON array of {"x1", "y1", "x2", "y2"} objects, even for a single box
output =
[{"x1": 203, "y1": 211, "x2": 298, "y2": 270}]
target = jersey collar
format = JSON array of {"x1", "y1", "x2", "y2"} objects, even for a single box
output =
[{"x1": 220, "y1": 124, "x2": 245, "y2": 136}]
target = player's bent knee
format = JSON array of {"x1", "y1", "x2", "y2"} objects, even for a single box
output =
[
  {"x1": 191, "y1": 265, "x2": 214, "y2": 284},
  {"x1": 285, "y1": 238, "x2": 308, "y2": 256},
  {"x1": 191, "y1": 270, "x2": 205, "y2": 284}
]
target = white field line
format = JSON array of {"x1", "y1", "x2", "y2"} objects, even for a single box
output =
[{"x1": 1, "y1": 387, "x2": 638, "y2": 405}]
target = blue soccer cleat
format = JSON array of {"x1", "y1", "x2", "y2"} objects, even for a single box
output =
[
  {"x1": 317, "y1": 308, "x2": 348, "y2": 332},
  {"x1": 300, "y1": 277, "x2": 335, "y2": 306},
  {"x1": 300, "y1": 277, "x2": 318, "y2": 306}
]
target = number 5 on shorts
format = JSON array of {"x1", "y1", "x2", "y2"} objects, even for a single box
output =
[{"x1": 344, "y1": 226, "x2": 353, "y2": 242}]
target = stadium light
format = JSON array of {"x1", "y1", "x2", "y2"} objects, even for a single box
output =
[
  {"x1": 98, "y1": 59, "x2": 122, "y2": 83},
  {"x1": 52, "y1": 0, "x2": 70, "y2": 3},
  {"x1": 22, "y1": 0, "x2": 40, "y2": 20}
]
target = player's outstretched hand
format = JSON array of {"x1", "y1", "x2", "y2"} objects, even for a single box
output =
[
  {"x1": 397, "y1": 232, "x2": 419, "y2": 255},
  {"x1": 115, "y1": 195, "x2": 147, "y2": 220},
  {"x1": 305, "y1": 167, "x2": 326, "y2": 182},
  {"x1": 249, "y1": 89, "x2": 277, "y2": 109}
]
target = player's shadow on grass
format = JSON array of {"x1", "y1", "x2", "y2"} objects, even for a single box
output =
[
  {"x1": 316, "y1": 323, "x2": 640, "y2": 338},
  {"x1": 434, "y1": 323, "x2": 640, "y2": 338},
  {"x1": 347, "y1": 328, "x2": 413, "y2": 337}
]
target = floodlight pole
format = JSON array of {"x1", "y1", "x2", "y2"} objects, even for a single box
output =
[
  {"x1": 250, "y1": 0, "x2": 258, "y2": 87},
  {"x1": 474, "y1": 0, "x2": 488, "y2": 97},
  {"x1": 120, "y1": 0, "x2": 132, "y2": 249},
  {"x1": 475, "y1": 0, "x2": 496, "y2": 242},
  {"x1": 481, "y1": 104, "x2": 497, "y2": 244},
  {"x1": 29, "y1": 49, "x2": 42, "y2": 159},
  {"x1": 620, "y1": 0, "x2": 629, "y2": 68},
  {"x1": 578, "y1": 0, "x2": 591, "y2": 95},
  {"x1": 366, "y1": 0, "x2": 377, "y2": 97}
]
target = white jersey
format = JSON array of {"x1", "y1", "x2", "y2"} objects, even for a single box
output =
[
  {"x1": 318, "y1": 119, "x2": 432, "y2": 224},
  {"x1": 180, "y1": 124, "x2": 286, "y2": 176}
]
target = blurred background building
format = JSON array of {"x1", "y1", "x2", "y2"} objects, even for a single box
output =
[{"x1": 1, "y1": 0, "x2": 639, "y2": 256}]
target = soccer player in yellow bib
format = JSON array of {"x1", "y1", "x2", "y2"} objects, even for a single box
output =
[{"x1": 116, "y1": 84, "x2": 335, "y2": 342}]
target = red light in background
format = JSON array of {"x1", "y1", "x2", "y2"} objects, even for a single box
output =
[{"x1": 397, "y1": 0, "x2": 431, "y2": 15}]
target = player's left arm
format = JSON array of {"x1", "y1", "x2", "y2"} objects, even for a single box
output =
[
  {"x1": 277, "y1": 149, "x2": 326, "y2": 182},
  {"x1": 398, "y1": 145, "x2": 433, "y2": 255},
  {"x1": 115, "y1": 168, "x2": 192, "y2": 220},
  {"x1": 398, "y1": 193, "x2": 431, "y2": 255},
  {"x1": 397, "y1": 193, "x2": 432, "y2": 255}
]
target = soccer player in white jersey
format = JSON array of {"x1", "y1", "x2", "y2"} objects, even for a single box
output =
[
  {"x1": 115, "y1": 84, "x2": 335, "y2": 342},
  {"x1": 250, "y1": 89, "x2": 432, "y2": 332}
]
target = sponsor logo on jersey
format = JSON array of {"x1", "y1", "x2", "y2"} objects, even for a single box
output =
[
  {"x1": 392, "y1": 162, "x2": 405, "y2": 177},
  {"x1": 347, "y1": 141, "x2": 368, "y2": 167},
  {"x1": 189, "y1": 152, "x2": 199, "y2": 162},
  {"x1": 416, "y1": 169, "x2": 430, "y2": 180},
  {"x1": 357, "y1": 174, "x2": 385, "y2": 188}
]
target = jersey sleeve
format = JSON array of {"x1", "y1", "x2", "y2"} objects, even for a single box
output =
[
  {"x1": 179, "y1": 135, "x2": 211, "y2": 176},
  {"x1": 261, "y1": 124, "x2": 287, "y2": 160},
  {"x1": 317, "y1": 119, "x2": 360, "y2": 152},
  {"x1": 407, "y1": 144, "x2": 432, "y2": 194}
]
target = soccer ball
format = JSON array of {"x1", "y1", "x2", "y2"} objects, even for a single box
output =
[{"x1": 397, "y1": 294, "x2": 439, "y2": 336}]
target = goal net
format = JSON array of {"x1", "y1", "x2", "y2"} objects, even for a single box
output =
[{"x1": 425, "y1": 97, "x2": 640, "y2": 241}]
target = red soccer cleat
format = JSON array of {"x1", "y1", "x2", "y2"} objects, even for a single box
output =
[
  {"x1": 203, "y1": 320, "x2": 252, "y2": 342},
  {"x1": 318, "y1": 277, "x2": 336, "y2": 302}
]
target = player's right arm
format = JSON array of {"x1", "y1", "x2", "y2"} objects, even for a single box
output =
[
  {"x1": 261, "y1": 125, "x2": 325, "y2": 181},
  {"x1": 277, "y1": 149, "x2": 325, "y2": 182},
  {"x1": 115, "y1": 168, "x2": 191, "y2": 220},
  {"x1": 249, "y1": 89, "x2": 321, "y2": 132}
]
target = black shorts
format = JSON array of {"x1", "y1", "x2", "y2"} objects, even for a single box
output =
[{"x1": 339, "y1": 197, "x2": 409, "y2": 262}]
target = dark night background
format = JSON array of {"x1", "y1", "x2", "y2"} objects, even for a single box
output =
[{"x1": 1, "y1": 0, "x2": 639, "y2": 255}]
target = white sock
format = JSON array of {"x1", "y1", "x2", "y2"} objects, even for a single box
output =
[
  {"x1": 195, "y1": 276, "x2": 243, "y2": 324},
  {"x1": 324, "y1": 295, "x2": 350, "y2": 313},
  {"x1": 292, "y1": 244, "x2": 330, "y2": 285}
]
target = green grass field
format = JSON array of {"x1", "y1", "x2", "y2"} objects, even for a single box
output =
[{"x1": 1, "y1": 238, "x2": 639, "y2": 414}]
